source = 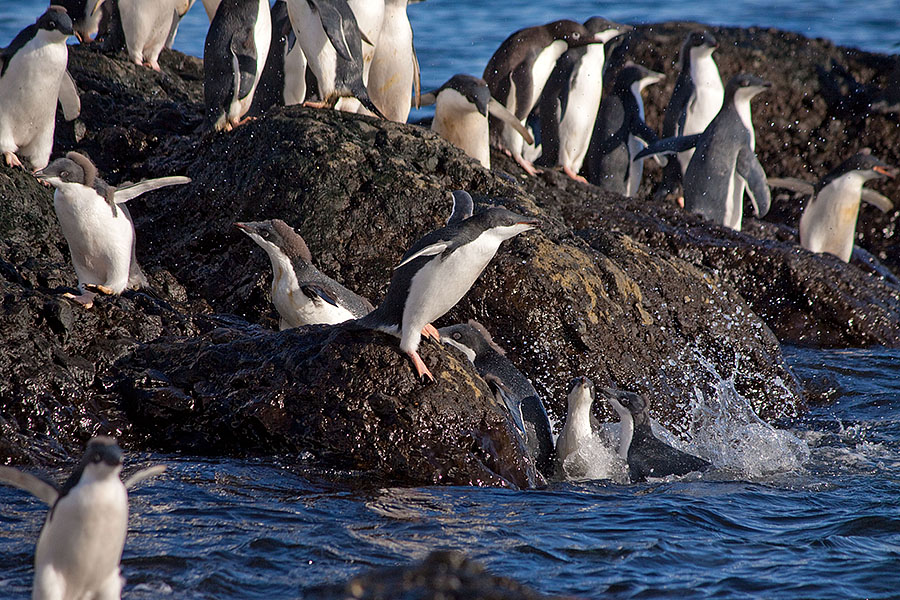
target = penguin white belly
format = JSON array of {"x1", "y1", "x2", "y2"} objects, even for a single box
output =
[
  {"x1": 400, "y1": 233, "x2": 503, "y2": 350},
  {"x1": 626, "y1": 133, "x2": 644, "y2": 197},
  {"x1": 241, "y1": 0, "x2": 272, "y2": 115},
  {"x1": 287, "y1": 0, "x2": 338, "y2": 100},
  {"x1": 347, "y1": 0, "x2": 384, "y2": 84},
  {"x1": 432, "y1": 90, "x2": 490, "y2": 168},
  {"x1": 34, "y1": 479, "x2": 127, "y2": 600},
  {"x1": 283, "y1": 42, "x2": 308, "y2": 106},
  {"x1": 679, "y1": 56, "x2": 724, "y2": 175},
  {"x1": 119, "y1": 0, "x2": 174, "y2": 69},
  {"x1": 0, "y1": 37, "x2": 68, "y2": 168},
  {"x1": 558, "y1": 53, "x2": 605, "y2": 172},
  {"x1": 799, "y1": 178, "x2": 862, "y2": 262},
  {"x1": 268, "y1": 259, "x2": 354, "y2": 327},
  {"x1": 54, "y1": 190, "x2": 135, "y2": 293},
  {"x1": 368, "y1": 1, "x2": 414, "y2": 122}
]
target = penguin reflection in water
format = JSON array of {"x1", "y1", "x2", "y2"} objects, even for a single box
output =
[
  {"x1": 0, "y1": 436, "x2": 165, "y2": 600},
  {"x1": 37, "y1": 152, "x2": 190, "y2": 308},
  {"x1": 359, "y1": 201, "x2": 539, "y2": 381}
]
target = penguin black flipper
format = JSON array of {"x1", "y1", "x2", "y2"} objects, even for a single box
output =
[
  {"x1": 447, "y1": 190, "x2": 474, "y2": 225},
  {"x1": 308, "y1": 0, "x2": 354, "y2": 62},
  {"x1": 300, "y1": 282, "x2": 340, "y2": 307},
  {"x1": 231, "y1": 27, "x2": 260, "y2": 100},
  {"x1": 0, "y1": 466, "x2": 60, "y2": 504},
  {"x1": 736, "y1": 145, "x2": 771, "y2": 218},
  {"x1": 634, "y1": 134, "x2": 702, "y2": 160},
  {"x1": 631, "y1": 118, "x2": 660, "y2": 147},
  {"x1": 58, "y1": 71, "x2": 81, "y2": 121},
  {"x1": 520, "y1": 394, "x2": 555, "y2": 478},
  {"x1": 628, "y1": 426, "x2": 711, "y2": 483}
]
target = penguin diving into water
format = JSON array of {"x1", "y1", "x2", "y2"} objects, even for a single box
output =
[{"x1": 0, "y1": 436, "x2": 165, "y2": 600}]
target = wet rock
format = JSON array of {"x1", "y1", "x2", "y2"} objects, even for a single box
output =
[{"x1": 307, "y1": 550, "x2": 574, "y2": 600}]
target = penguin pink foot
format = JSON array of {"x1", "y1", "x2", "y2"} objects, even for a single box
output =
[
  {"x1": 407, "y1": 350, "x2": 434, "y2": 382},
  {"x1": 563, "y1": 165, "x2": 587, "y2": 183},
  {"x1": 422, "y1": 323, "x2": 441, "y2": 341},
  {"x1": 63, "y1": 291, "x2": 96, "y2": 309},
  {"x1": 514, "y1": 154, "x2": 540, "y2": 176},
  {"x1": 4, "y1": 152, "x2": 23, "y2": 169}
]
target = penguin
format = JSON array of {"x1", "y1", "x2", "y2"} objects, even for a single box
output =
[
  {"x1": 585, "y1": 63, "x2": 664, "y2": 196},
  {"x1": 367, "y1": 0, "x2": 419, "y2": 122},
  {"x1": 346, "y1": 0, "x2": 384, "y2": 99},
  {"x1": 250, "y1": 0, "x2": 307, "y2": 114},
  {"x1": 636, "y1": 73, "x2": 772, "y2": 231},
  {"x1": 769, "y1": 152, "x2": 897, "y2": 262},
  {"x1": 358, "y1": 206, "x2": 539, "y2": 381},
  {"x1": 204, "y1": 0, "x2": 272, "y2": 131},
  {"x1": 234, "y1": 219, "x2": 374, "y2": 328},
  {"x1": 654, "y1": 30, "x2": 723, "y2": 201},
  {"x1": 117, "y1": 0, "x2": 194, "y2": 70},
  {"x1": 285, "y1": 0, "x2": 385, "y2": 118},
  {"x1": 0, "y1": 437, "x2": 165, "y2": 600},
  {"x1": 446, "y1": 190, "x2": 474, "y2": 226},
  {"x1": 420, "y1": 74, "x2": 533, "y2": 170},
  {"x1": 202, "y1": 0, "x2": 223, "y2": 20},
  {"x1": 534, "y1": 17, "x2": 632, "y2": 181},
  {"x1": 0, "y1": 6, "x2": 75, "y2": 170},
  {"x1": 57, "y1": 0, "x2": 106, "y2": 43},
  {"x1": 164, "y1": 0, "x2": 197, "y2": 50},
  {"x1": 601, "y1": 387, "x2": 710, "y2": 482},
  {"x1": 556, "y1": 376, "x2": 602, "y2": 474},
  {"x1": 483, "y1": 19, "x2": 607, "y2": 176},
  {"x1": 36, "y1": 151, "x2": 190, "y2": 308},
  {"x1": 439, "y1": 320, "x2": 555, "y2": 479}
]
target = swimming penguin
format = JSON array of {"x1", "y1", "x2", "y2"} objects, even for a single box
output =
[
  {"x1": 204, "y1": 0, "x2": 272, "y2": 131},
  {"x1": 446, "y1": 190, "x2": 474, "y2": 225},
  {"x1": 556, "y1": 376, "x2": 602, "y2": 473},
  {"x1": 367, "y1": 0, "x2": 419, "y2": 122},
  {"x1": 601, "y1": 387, "x2": 710, "y2": 482},
  {"x1": 37, "y1": 151, "x2": 190, "y2": 308},
  {"x1": 420, "y1": 74, "x2": 533, "y2": 170},
  {"x1": 654, "y1": 30, "x2": 723, "y2": 201},
  {"x1": 439, "y1": 320, "x2": 555, "y2": 479},
  {"x1": 483, "y1": 19, "x2": 604, "y2": 176},
  {"x1": 117, "y1": 0, "x2": 193, "y2": 70},
  {"x1": 57, "y1": 0, "x2": 106, "y2": 42},
  {"x1": 285, "y1": 0, "x2": 385, "y2": 118},
  {"x1": 358, "y1": 206, "x2": 539, "y2": 381},
  {"x1": 249, "y1": 0, "x2": 307, "y2": 114},
  {"x1": 769, "y1": 152, "x2": 897, "y2": 262},
  {"x1": 0, "y1": 437, "x2": 165, "y2": 600},
  {"x1": 0, "y1": 7, "x2": 75, "y2": 170},
  {"x1": 636, "y1": 73, "x2": 772, "y2": 231},
  {"x1": 534, "y1": 17, "x2": 632, "y2": 181},
  {"x1": 234, "y1": 218, "x2": 374, "y2": 328},
  {"x1": 585, "y1": 63, "x2": 664, "y2": 196}
]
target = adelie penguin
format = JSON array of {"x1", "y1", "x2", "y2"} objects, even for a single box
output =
[
  {"x1": 0, "y1": 436, "x2": 165, "y2": 600},
  {"x1": 285, "y1": 0, "x2": 386, "y2": 118},
  {"x1": 483, "y1": 19, "x2": 605, "y2": 176},
  {"x1": 439, "y1": 319, "x2": 555, "y2": 480},
  {"x1": 420, "y1": 74, "x2": 533, "y2": 170},
  {"x1": 204, "y1": 0, "x2": 272, "y2": 131},
  {"x1": 637, "y1": 73, "x2": 772, "y2": 231},
  {"x1": 0, "y1": 6, "x2": 79, "y2": 170},
  {"x1": 534, "y1": 17, "x2": 632, "y2": 181},
  {"x1": 235, "y1": 218, "x2": 374, "y2": 328},
  {"x1": 358, "y1": 203, "x2": 539, "y2": 381},
  {"x1": 117, "y1": 0, "x2": 194, "y2": 70},
  {"x1": 56, "y1": 0, "x2": 106, "y2": 43},
  {"x1": 585, "y1": 63, "x2": 665, "y2": 196},
  {"x1": 367, "y1": 0, "x2": 420, "y2": 122},
  {"x1": 769, "y1": 151, "x2": 897, "y2": 262},
  {"x1": 556, "y1": 376, "x2": 602, "y2": 476},
  {"x1": 654, "y1": 30, "x2": 723, "y2": 201},
  {"x1": 249, "y1": 0, "x2": 308, "y2": 114},
  {"x1": 601, "y1": 387, "x2": 710, "y2": 482},
  {"x1": 37, "y1": 151, "x2": 190, "y2": 308}
]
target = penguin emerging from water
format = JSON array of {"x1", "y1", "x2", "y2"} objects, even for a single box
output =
[
  {"x1": 483, "y1": 19, "x2": 604, "y2": 176},
  {"x1": 585, "y1": 63, "x2": 664, "y2": 196},
  {"x1": 204, "y1": 0, "x2": 272, "y2": 131},
  {"x1": 439, "y1": 320, "x2": 555, "y2": 479},
  {"x1": 0, "y1": 436, "x2": 165, "y2": 600},
  {"x1": 654, "y1": 30, "x2": 723, "y2": 201},
  {"x1": 0, "y1": 6, "x2": 76, "y2": 170},
  {"x1": 285, "y1": 0, "x2": 385, "y2": 118},
  {"x1": 235, "y1": 219, "x2": 374, "y2": 328},
  {"x1": 769, "y1": 151, "x2": 897, "y2": 262},
  {"x1": 117, "y1": 0, "x2": 194, "y2": 70},
  {"x1": 420, "y1": 74, "x2": 533, "y2": 170},
  {"x1": 367, "y1": 0, "x2": 419, "y2": 122},
  {"x1": 636, "y1": 73, "x2": 772, "y2": 231},
  {"x1": 37, "y1": 151, "x2": 190, "y2": 308},
  {"x1": 534, "y1": 17, "x2": 632, "y2": 181},
  {"x1": 358, "y1": 205, "x2": 539, "y2": 381},
  {"x1": 556, "y1": 376, "x2": 601, "y2": 475},
  {"x1": 601, "y1": 387, "x2": 710, "y2": 482},
  {"x1": 57, "y1": 0, "x2": 106, "y2": 42}
]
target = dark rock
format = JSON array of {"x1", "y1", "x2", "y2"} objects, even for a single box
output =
[{"x1": 307, "y1": 550, "x2": 575, "y2": 600}]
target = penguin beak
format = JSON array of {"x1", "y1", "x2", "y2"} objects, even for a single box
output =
[
  {"x1": 517, "y1": 217, "x2": 540, "y2": 228},
  {"x1": 874, "y1": 165, "x2": 897, "y2": 179},
  {"x1": 234, "y1": 222, "x2": 252, "y2": 233}
]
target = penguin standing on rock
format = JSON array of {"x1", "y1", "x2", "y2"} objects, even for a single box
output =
[
  {"x1": 439, "y1": 320, "x2": 555, "y2": 479},
  {"x1": 420, "y1": 74, "x2": 533, "y2": 170},
  {"x1": 204, "y1": 0, "x2": 272, "y2": 131},
  {"x1": 0, "y1": 436, "x2": 165, "y2": 600},
  {"x1": 367, "y1": 0, "x2": 419, "y2": 122},
  {"x1": 483, "y1": 19, "x2": 604, "y2": 176},
  {"x1": 769, "y1": 151, "x2": 897, "y2": 262},
  {"x1": 601, "y1": 387, "x2": 710, "y2": 482},
  {"x1": 358, "y1": 205, "x2": 539, "y2": 381},
  {"x1": 0, "y1": 6, "x2": 75, "y2": 170},
  {"x1": 37, "y1": 151, "x2": 190, "y2": 308},
  {"x1": 117, "y1": 0, "x2": 194, "y2": 70},
  {"x1": 636, "y1": 74, "x2": 772, "y2": 231},
  {"x1": 235, "y1": 219, "x2": 374, "y2": 328}
]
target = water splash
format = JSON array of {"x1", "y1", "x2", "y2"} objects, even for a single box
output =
[{"x1": 558, "y1": 429, "x2": 629, "y2": 484}]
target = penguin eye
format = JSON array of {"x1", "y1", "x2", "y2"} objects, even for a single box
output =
[
  {"x1": 571, "y1": 32, "x2": 581, "y2": 40},
  {"x1": 60, "y1": 170, "x2": 69, "y2": 179},
  {"x1": 48, "y1": 21, "x2": 57, "y2": 30},
  {"x1": 452, "y1": 332, "x2": 461, "y2": 340}
]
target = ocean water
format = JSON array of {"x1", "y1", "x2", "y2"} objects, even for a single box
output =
[{"x1": 2, "y1": 346, "x2": 900, "y2": 598}]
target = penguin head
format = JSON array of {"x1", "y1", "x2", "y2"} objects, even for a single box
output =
[
  {"x1": 601, "y1": 388, "x2": 649, "y2": 426},
  {"x1": 439, "y1": 319, "x2": 505, "y2": 362},
  {"x1": 834, "y1": 151, "x2": 897, "y2": 182},
  {"x1": 429, "y1": 75, "x2": 491, "y2": 117},
  {"x1": 81, "y1": 436, "x2": 124, "y2": 479},
  {"x1": 37, "y1": 6, "x2": 75, "y2": 39},
  {"x1": 616, "y1": 63, "x2": 665, "y2": 94},
  {"x1": 235, "y1": 219, "x2": 314, "y2": 264},
  {"x1": 727, "y1": 73, "x2": 772, "y2": 104},
  {"x1": 566, "y1": 376, "x2": 595, "y2": 413},
  {"x1": 472, "y1": 207, "x2": 540, "y2": 242},
  {"x1": 684, "y1": 30, "x2": 718, "y2": 59},
  {"x1": 583, "y1": 17, "x2": 632, "y2": 45},
  {"x1": 36, "y1": 152, "x2": 92, "y2": 189},
  {"x1": 546, "y1": 20, "x2": 594, "y2": 48}
]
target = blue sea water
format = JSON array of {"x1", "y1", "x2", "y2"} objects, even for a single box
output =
[{"x1": 2, "y1": 1, "x2": 900, "y2": 598}]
